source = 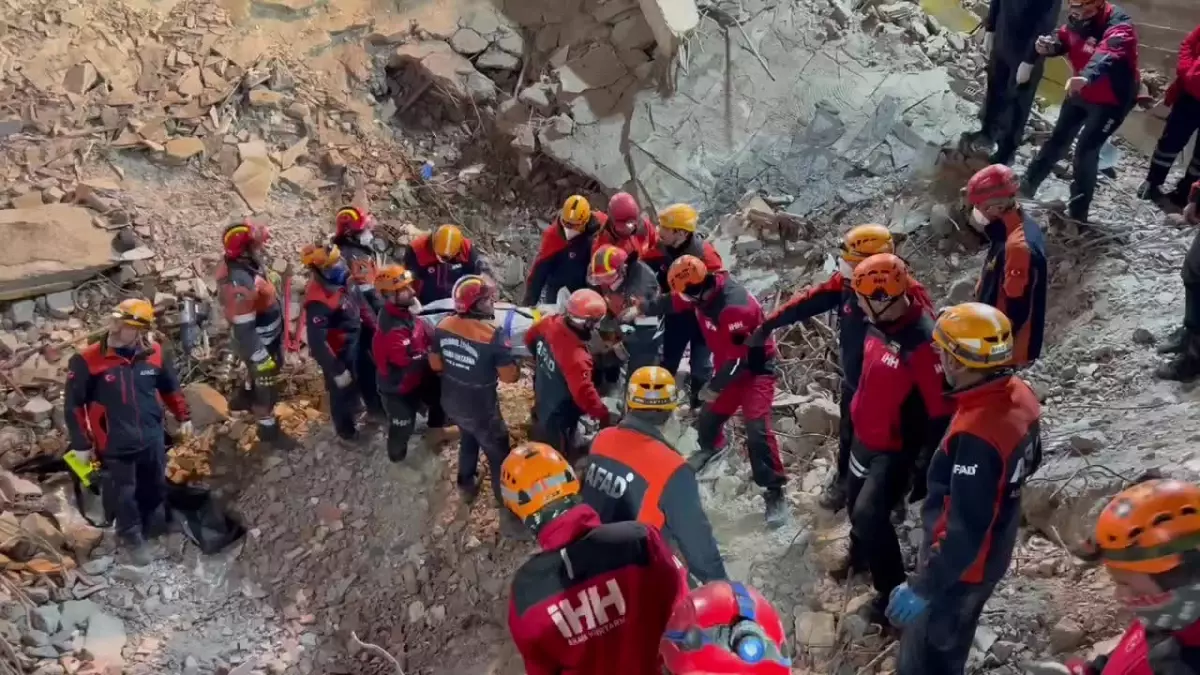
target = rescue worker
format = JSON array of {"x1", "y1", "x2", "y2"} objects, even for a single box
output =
[
  {"x1": 1157, "y1": 180, "x2": 1200, "y2": 381},
  {"x1": 64, "y1": 299, "x2": 193, "y2": 565},
  {"x1": 524, "y1": 288, "x2": 612, "y2": 456},
  {"x1": 594, "y1": 191, "x2": 662, "y2": 263},
  {"x1": 403, "y1": 223, "x2": 492, "y2": 306},
  {"x1": 654, "y1": 203, "x2": 722, "y2": 408},
  {"x1": 429, "y1": 275, "x2": 523, "y2": 533},
  {"x1": 589, "y1": 244, "x2": 663, "y2": 375},
  {"x1": 523, "y1": 195, "x2": 605, "y2": 306},
  {"x1": 1139, "y1": 25, "x2": 1200, "y2": 210},
  {"x1": 582, "y1": 366, "x2": 727, "y2": 584},
  {"x1": 660, "y1": 581, "x2": 792, "y2": 674},
  {"x1": 666, "y1": 255, "x2": 788, "y2": 528},
  {"x1": 965, "y1": 164, "x2": 1048, "y2": 367},
  {"x1": 331, "y1": 206, "x2": 384, "y2": 418},
  {"x1": 301, "y1": 243, "x2": 364, "y2": 441},
  {"x1": 1020, "y1": 0, "x2": 1139, "y2": 224},
  {"x1": 504, "y1": 442, "x2": 688, "y2": 675},
  {"x1": 749, "y1": 224, "x2": 933, "y2": 512},
  {"x1": 215, "y1": 220, "x2": 296, "y2": 450},
  {"x1": 1026, "y1": 479, "x2": 1200, "y2": 674},
  {"x1": 373, "y1": 265, "x2": 448, "y2": 462},
  {"x1": 886, "y1": 302, "x2": 1042, "y2": 675},
  {"x1": 972, "y1": 0, "x2": 1062, "y2": 165},
  {"x1": 841, "y1": 254, "x2": 953, "y2": 623}
]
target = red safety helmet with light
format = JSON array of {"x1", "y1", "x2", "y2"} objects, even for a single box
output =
[
  {"x1": 661, "y1": 581, "x2": 791, "y2": 675},
  {"x1": 588, "y1": 245, "x2": 628, "y2": 289},
  {"x1": 608, "y1": 192, "x2": 640, "y2": 237},
  {"x1": 222, "y1": 219, "x2": 270, "y2": 259},
  {"x1": 965, "y1": 164, "x2": 1019, "y2": 208},
  {"x1": 334, "y1": 206, "x2": 374, "y2": 237},
  {"x1": 564, "y1": 288, "x2": 607, "y2": 329},
  {"x1": 452, "y1": 275, "x2": 496, "y2": 314}
]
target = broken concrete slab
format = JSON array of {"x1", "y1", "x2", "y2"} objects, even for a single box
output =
[
  {"x1": 389, "y1": 41, "x2": 497, "y2": 103},
  {"x1": 476, "y1": 46, "x2": 521, "y2": 71},
  {"x1": 519, "y1": 83, "x2": 556, "y2": 115},
  {"x1": 610, "y1": 12, "x2": 657, "y2": 51},
  {"x1": 0, "y1": 205, "x2": 117, "y2": 301},
  {"x1": 83, "y1": 612, "x2": 126, "y2": 670},
  {"x1": 539, "y1": 113, "x2": 628, "y2": 191},
  {"x1": 232, "y1": 157, "x2": 278, "y2": 211},
  {"x1": 555, "y1": 43, "x2": 628, "y2": 94},
  {"x1": 450, "y1": 28, "x2": 489, "y2": 56},
  {"x1": 639, "y1": 0, "x2": 700, "y2": 57},
  {"x1": 591, "y1": 0, "x2": 642, "y2": 23},
  {"x1": 163, "y1": 137, "x2": 206, "y2": 164},
  {"x1": 45, "y1": 290, "x2": 74, "y2": 318}
]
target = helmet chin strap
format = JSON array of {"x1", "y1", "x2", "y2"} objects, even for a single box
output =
[{"x1": 865, "y1": 297, "x2": 902, "y2": 324}]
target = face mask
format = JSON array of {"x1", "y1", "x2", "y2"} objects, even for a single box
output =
[
  {"x1": 971, "y1": 207, "x2": 989, "y2": 230},
  {"x1": 838, "y1": 259, "x2": 856, "y2": 278},
  {"x1": 325, "y1": 263, "x2": 349, "y2": 286},
  {"x1": 358, "y1": 231, "x2": 374, "y2": 246},
  {"x1": 563, "y1": 226, "x2": 582, "y2": 240}
]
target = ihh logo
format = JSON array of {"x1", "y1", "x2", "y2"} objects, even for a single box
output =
[{"x1": 547, "y1": 579, "x2": 627, "y2": 645}]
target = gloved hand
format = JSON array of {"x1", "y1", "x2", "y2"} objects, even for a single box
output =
[
  {"x1": 178, "y1": 421, "x2": 194, "y2": 439},
  {"x1": 983, "y1": 30, "x2": 994, "y2": 52},
  {"x1": 1066, "y1": 76, "x2": 1087, "y2": 95},
  {"x1": 617, "y1": 306, "x2": 639, "y2": 324},
  {"x1": 885, "y1": 583, "x2": 929, "y2": 627},
  {"x1": 746, "y1": 326, "x2": 768, "y2": 347},
  {"x1": 69, "y1": 449, "x2": 94, "y2": 464},
  {"x1": 697, "y1": 385, "x2": 719, "y2": 403},
  {"x1": 1021, "y1": 662, "x2": 1074, "y2": 675},
  {"x1": 1035, "y1": 34, "x2": 1058, "y2": 55},
  {"x1": 1016, "y1": 62, "x2": 1034, "y2": 84},
  {"x1": 333, "y1": 370, "x2": 354, "y2": 389}
]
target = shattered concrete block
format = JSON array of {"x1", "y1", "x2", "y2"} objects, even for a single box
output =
[
  {"x1": 12, "y1": 192, "x2": 44, "y2": 209},
  {"x1": 83, "y1": 612, "x2": 126, "y2": 670},
  {"x1": 496, "y1": 29, "x2": 525, "y2": 56},
  {"x1": 1049, "y1": 618, "x2": 1084, "y2": 653},
  {"x1": 21, "y1": 396, "x2": 54, "y2": 425},
  {"x1": 8, "y1": 299, "x2": 36, "y2": 325},
  {"x1": 592, "y1": 0, "x2": 642, "y2": 23},
  {"x1": 512, "y1": 124, "x2": 537, "y2": 154},
  {"x1": 0, "y1": 470, "x2": 43, "y2": 503},
  {"x1": 247, "y1": 88, "x2": 288, "y2": 108},
  {"x1": 389, "y1": 41, "x2": 497, "y2": 103},
  {"x1": 518, "y1": 83, "x2": 556, "y2": 115},
  {"x1": 795, "y1": 398, "x2": 840, "y2": 435},
  {"x1": 232, "y1": 157, "x2": 278, "y2": 212},
  {"x1": 449, "y1": 28, "x2": 489, "y2": 56},
  {"x1": 638, "y1": 0, "x2": 700, "y2": 57},
  {"x1": 183, "y1": 383, "x2": 230, "y2": 429},
  {"x1": 793, "y1": 611, "x2": 836, "y2": 658},
  {"x1": 610, "y1": 12, "x2": 657, "y2": 51},
  {"x1": 556, "y1": 44, "x2": 628, "y2": 94},
  {"x1": 476, "y1": 46, "x2": 521, "y2": 71},
  {"x1": 877, "y1": 2, "x2": 918, "y2": 21},
  {"x1": 45, "y1": 290, "x2": 74, "y2": 318},
  {"x1": 63, "y1": 63, "x2": 99, "y2": 95},
  {"x1": 20, "y1": 513, "x2": 65, "y2": 549}
]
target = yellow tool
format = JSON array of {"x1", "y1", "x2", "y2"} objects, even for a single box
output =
[{"x1": 63, "y1": 450, "x2": 97, "y2": 489}]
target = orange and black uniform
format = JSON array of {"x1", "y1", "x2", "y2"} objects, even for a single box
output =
[
  {"x1": 335, "y1": 236, "x2": 384, "y2": 416},
  {"x1": 594, "y1": 215, "x2": 663, "y2": 265},
  {"x1": 523, "y1": 214, "x2": 606, "y2": 306},
  {"x1": 974, "y1": 208, "x2": 1047, "y2": 366},
  {"x1": 215, "y1": 257, "x2": 285, "y2": 432},
  {"x1": 303, "y1": 275, "x2": 364, "y2": 438},
  {"x1": 373, "y1": 301, "x2": 446, "y2": 460},
  {"x1": 508, "y1": 503, "x2": 688, "y2": 675},
  {"x1": 525, "y1": 315, "x2": 610, "y2": 455},
  {"x1": 655, "y1": 234, "x2": 723, "y2": 400},
  {"x1": 403, "y1": 234, "x2": 492, "y2": 305},
  {"x1": 64, "y1": 340, "x2": 190, "y2": 545},
  {"x1": 430, "y1": 313, "x2": 519, "y2": 498},
  {"x1": 899, "y1": 374, "x2": 1042, "y2": 675},
  {"x1": 582, "y1": 414, "x2": 727, "y2": 584}
]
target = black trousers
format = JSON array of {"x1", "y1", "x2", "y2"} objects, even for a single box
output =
[
  {"x1": 380, "y1": 377, "x2": 446, "y2": 462},
  {"x1": 356, "y1": 324, "x2": 383, "y2": 416},
  {"x1": 846, "y1": 444, "x2": 911, "y2": 597},
  {"x1": 1182, "y1": 231, "x2": 1200, "y2": 333},
  {"x1": 980, "y1": 53, "x2": 1044, "y2": 166},
  {"x1": 101, "y1": 446, "x2": 167, "y2": 546},
  {"x1": 661, "y1": 311, "x2": 713, "y2": 390},
  {"x1": 834, "y1": 384, "x2": 854, "y2": 483},
  {"x1": 1148, "y1": 91, "x2": 1200, "y2": 192},
  {"x1": 322, "y1": 349, "x2": 363, "y2": 439},
  {"x1": 531, "y1": 405, "x2": 582, "y2": 460},
  {"x1": 1023, "y1": 97, "x2": 1133, "y2": 222}
]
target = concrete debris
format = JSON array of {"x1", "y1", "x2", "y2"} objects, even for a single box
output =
[
  {"x1": 519, "y1": 83, "x2": 556, "y2": 115},
  {"x1": 449, "y1": 28, "x2": 490, "y2": 56},
  {"x1": 83, "y1": 611, "x2": 127, "y2": 668},
  {"x1": 793, "y1": 610, "x2": 836, "y2": 659},
  {"x1": 610, "y1": 12, "x2": 657, "y2": 51},
  {"x1": 794, "y1": 398, "x2": 840, "y2": 436},
  {"x1": 1069, "y1": 430, "x2": 1107, "y2": 455},
  {"x1": 232, "y1": 157, "x2": 278, "y2": 212},
  {"x1": 389, "y1": 41, "x2": 498, "y2": 103},
  {"x1": 476, "y1": 45, "x2": 521, "y2": 71},
  {"x1": 555, "y1": 44, "x2": 629, "y2": 95},
  {"x1": 0, "y1": 205, "x2": 118, "y2": 301},
  {"x1": 1050, "y1": 617, "x2": 1086, "y2": 653}
]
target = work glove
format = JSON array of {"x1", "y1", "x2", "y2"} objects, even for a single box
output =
[
  {"x1": 333, "y1": 370, "x2": 354, "y2": 389},
  {"x1": 253, "y1": 356, "x2": 279, "y2": 387},
  {"x1": 177, "y1": 421, "x2": 194, "y2": 439},
  {"x1": 1016, "y1": 62, "x2": 1034, "y2": 84},
  {"x1": 617, "y1": 306, "x2": 639, "y2": 324},
  {"x1": 1035, "y1": 35, "x2": 1058, "y2": 56},
  {"x1": 982, "y1": 31, "x2": 994, "y2": 52},
  {"x1": 746, "y1": 326, "x2": 768, "y2": 347},
  {"x1": 69, "y1": 449, "x2": 94, "y2": 464},
  {"x1": 697, "y1": 385, "x2": 719, "y2": 404},
  {"x1": 885, "y1": 583, "x2": 929, "y2": 627},
  {"x1": 1065, "y1": 76, "x2": 1087, "y2": 95}
]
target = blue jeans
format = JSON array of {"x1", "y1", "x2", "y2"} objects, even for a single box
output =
[{"x1": 898, "y1": 581, "x2": 998, "y2": 675}]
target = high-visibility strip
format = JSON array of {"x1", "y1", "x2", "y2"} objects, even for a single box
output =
[{"x1": 232, "y1": 313, "x2": 256, "y2": 324}]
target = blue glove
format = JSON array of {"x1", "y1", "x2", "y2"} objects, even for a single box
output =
[{"x1": 886, "y1": 583, "x2": 929, "y2": 627}]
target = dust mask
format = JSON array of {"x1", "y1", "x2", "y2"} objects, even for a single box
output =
[
  {"x1": 970, "y1": 207, "x2": 989, "y2": 230},
  {"x1": 838, "y1": 259, "x2": 856, "y2": 278},
  {"x1": 358, "y1": 231, "x2": 374, "y2": 246},
  {"x1": 563, "y1": 227, "x2": 582, "y2": 240}
]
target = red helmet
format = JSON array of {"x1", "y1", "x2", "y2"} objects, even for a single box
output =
[
  {"x1": 222, "y1": 219, "x2": 270, "y2": 259},
  {"x1": 452, "y1": 275, "x2": 496, "y2": 314},
  {"x1": 334, "y1": 206, "x2": 373, "y2": 237},
  {"x1": 608, "y1": 192, "x2": 640, "y2": 236},
  {"x1": 565, "y1": 288, "x2": 607, "y2": 324},
  {"x1": 588, "y1": 245, "x2": 628, "y2": 288},
  {"x1": 965, "y1": 164, "x2": 1019, "y2": 207},
  {"x1": 661, "y1": 581, "x2": 791, "y2": 675}
]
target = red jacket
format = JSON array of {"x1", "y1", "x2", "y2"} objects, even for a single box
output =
[
  {"x1": 594, "y1": 215, "x2": 663, "y2": 265},
  {"x1": 1052, "y1": 2, "x2": 1139, "y2": 107},
  {"x1": 1066, "y1": 619, "x2": 1200, "y2": 674},
  {"x1": 523, "y1": 215, "x2": 605, "y2": 306},
  {"x1": 373, "y1": 302, "x2": 433, "y2": 396},
  {"x1": 524, "y1": 315, "x2": 610, "y2": 423},
  {"x1": 685, "y1": 273, "x2": 775, "y2": 371},
  {"x1": 1167, "y1": 24, "x2": 1200, "y2": 105},
  {"x1": 508, "y1": 504, "x2": 688, "y2": 675}
]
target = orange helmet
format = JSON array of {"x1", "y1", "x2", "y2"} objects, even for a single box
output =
[
  {"x1": 667, "y1": 255, "x2": 709, "y2": 295},
  {"x1": 1092, "y1": 480, "x2": 1200, "y2": 574},
  {"x1": 589, "y1": 245, "x2": 628, "y2": 287},
  {"x1": 965, "y1": 164, "x2": 1019, "y2": 207},
  {"x1": 565, "y1": 288, "x2": 607, "y2": 324},
  {"x1": 375, "y1": 265, "x2": 416, "y2": 294},
  {"x1": 300, "y1": 243, "x2": 342, "y2": 270},
  {"x1": 500, "y1": 442, "x2": 581, "y2": 527},
  {"x1": 851, "y1": 253, "x2": 909, "y2": 301},
  {"x1": 334, "y1": 206, "x2": 373, "y2": 237},
  {"x1": 432, "y1": 224, "x2": 465, "y2": 259}
]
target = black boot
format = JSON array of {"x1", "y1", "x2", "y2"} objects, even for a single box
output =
[
  {"x1": 817, "y1": 474, "x2": 847, "y2": 512},
  {"x1": 386, "y1": 430, "x2": 408, "y2": 463},
  {"x1": 457, "y1": 476, "x2": 481, "y2": 504},
  {"x1": 1169, "y1": 181, "x2": 1195, "y2": 210},
  {"x1": 1138, "y1": 180, "x2": 1165, "y2": 202},
  {"x1": 1159, "y1": 326, "x2": 1188, "y2": 355},
  {"x1": 1157, "y1": 332, "x2": 1200, "y2": 382},
  {"x1": 688, "y1": 376, "x2": 707, "y2": 410},
  {"x1": 229, "y1": 386, "x2": 254, "y2": 412},
  {"x1": 257, "y1": 422, "x2": 298, "y2": 451},
  {"x1": 764, "y1": 488, "x2": 787, "y2": 529},
  {"x1": 686, "y1": 445, "x2": 723, "y2": 474}
]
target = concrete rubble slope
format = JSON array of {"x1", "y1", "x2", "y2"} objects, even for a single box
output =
[{"x1": 0, "y1": 205, "x2": 117, "y2": 301}]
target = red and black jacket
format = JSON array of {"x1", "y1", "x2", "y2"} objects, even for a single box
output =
[
  {"x1": 914, "y1": 375, "x2": 1041, "y2": 597},
  {"x1": 523, "y1": 214, "x2": 605, "y2": 306},
  {"x1": 686, "y1": 273, "x2": 776, "y2": 377},
  {"x1": 303, "y1": 276, "x2": 362, "y2": 378},
  {"x1": 1166, "y1": 24, "x2": 1200, "y2": 106},
  {"x1": 763, "y1": 271, "x2": 933, "y2": 391},
  {"x1": 525, "y1": 315, "x2": 610, "y2": 426},
  {"x1": 976, "y1": 208, "x2": 1048, "y2": 366},
  {"x1": 850, "y1": 302, "x2": 952, "y2": 454},
  {"x1": 64, "y1": 341, "x2": 190, "y2": 456},
  {"x1": 508, "y1": 504, "x2": 689, "y2": 675},
  {"x1": 373, "y1": 302, "x2": 433, "y2": 396},
  {"x1": 1046, "y1": 2, "x2": 1139, "y2": 107},
  {"x1": 333, "y1": 237, "x2": 383, "y2": 329},
  {"x1": 402, "y1": 234, "x2": 490, "y2": 306},
  {"x1": 653, "y1": 234, "x2": 724, "y2": 294},
  {"x1": 1065, "y1": 619, "x2": 1200, "y2": 674},
  {"x1": 594, "y1": 215, "x2": 664, "y2": 266}
]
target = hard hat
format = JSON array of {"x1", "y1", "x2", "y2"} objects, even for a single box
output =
[
  {"x1": 965, "y1": 164, "x2": 1019, "y2": 207},
  {"x1": 608, "y1": 192, "x2": 640, "y2": 226},
  {"x1": 500, "y1": 442, "x2": 581, "y2": 526},
  {"x1": 451, "y1": 275, "x2": 496, "y2": 314},
  {"x1": 222, "y1": 219, "x2": 270, "y2": 258},
  {"x1": 661, "y1": 581, "x2": 791, "y2": 675},
  {"x1": 334, "y1": 206, "x2": 372, "y2": 237},
  {"x1": 840, "y1": 224, "x2": 894, "y2": 264},
  {"x1": 667, "y1": 255, "x2": 709, "y2": 295},
  {"x1": 588, "y1": 245, "x2": 628, "y2": 287},
  {"x1": 659, "y1": 203, "x2": 699, "y2": 233},
  {"x1": 565, "y1": 288, "x2": 607, "y2": 323},
  {"x1": 560, "y1": 195, "x2": 592, "y2": 229},
  {"x1": 851, "y1": 253, "x2": 909, "y2": 301},
  {"x1": 112, "y1": 298, "x2": 155, "y2": 329},
  {"x1": 300, "y1": 243, "x2": 342, "y2": 270},
  {"x1": 932, "y1": 302, "x2": 1014, "y2": 368},
  {"x1": 1092, "y1": 479, "x2": 1200, "y2": 575},
  {"x1": 432, "y1": 224, "x2": 465, "y2": 259},
  {"x1": 375, "y1": 265, "x2": 416, "y2": 294},
  {"x1": 626, "y1": 366, "x2": 677, "y2": 412}
]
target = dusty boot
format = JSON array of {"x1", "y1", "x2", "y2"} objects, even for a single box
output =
[
  {"x1": 500, "y1": 510, "x2": 530, "y2": 540},
  {"x1": 1158, "y1": 326, "x2": 1187, "y2": 355},
  {"x1": 229, "y1": 386, "x2": 254, "y2": 412},
  {"x1": 457, "y1": 476, "x2": 481, "y2": 504},
  {"x1": 386, "y1": 431, "x2": 409, "y2": 463},
  {"x1": 686, "y1": 445, "x2": 722, "y2": 474},
  {"x1": 1138, "y1": 180, "x2": 1165, "y2": 202},
  {"x1": 829, "y1": 548, "x2": 867, "y2": 582},
  {"x1": 257, "y1": 422, "x2": 298, "y2": 451},
  {"x1": 1157, "y1": 333, "x2": 1200, "y2": 382},
  {"x1": 817, "y1": 475, "x2": 847, "y2": 512},
  {"x1": 123, "y1": 540, "x2": 154, "y2": 567},
  {"x1": 857, "y1": 594, "x2": 891, "y2": 627},
  {"x1": 764, "y1": 489, "x2": 787, "y2": 529}
]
